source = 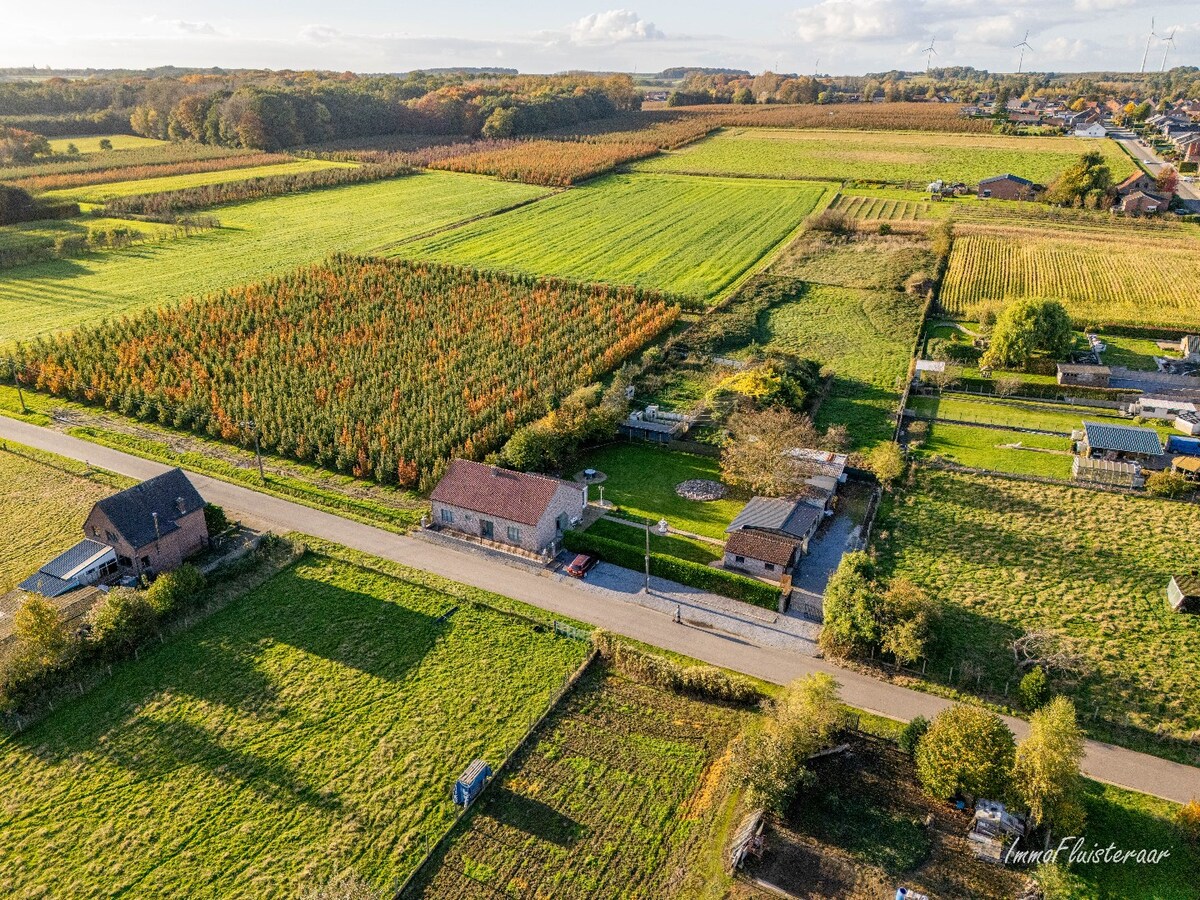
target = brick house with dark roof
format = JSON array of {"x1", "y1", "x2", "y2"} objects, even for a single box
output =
[
  {"x1": 430, "y1": 459, "x2": 586, "y2": 554},
  {"x1": 977, "y1": 174, "x2": 1038, "y2": 200},
  {"x1": 83, "y1": 468, "x2": 208, "y2": 577}
]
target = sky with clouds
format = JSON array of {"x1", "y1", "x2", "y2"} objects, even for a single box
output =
[{"x1": 3, "y1": 1, "x2": 1197, "y2": 76}]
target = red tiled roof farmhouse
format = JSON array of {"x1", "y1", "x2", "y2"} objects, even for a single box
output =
[{"x1": 430, "y1": 459, "x2": 575, "y2": 527}]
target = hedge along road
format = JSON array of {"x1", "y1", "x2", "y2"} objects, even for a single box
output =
[{"x1": 2, "y1": 413, "x2": 1197, "y2": 806}]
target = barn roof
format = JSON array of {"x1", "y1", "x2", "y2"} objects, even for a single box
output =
[
  {"x1": 431, "y1": 459, "x2": 580, "y2": 527},
  {"x1": 1083, "y1": 421, "x2": 1164, "y2": 456},
  {"x1": 979, "y1": 173, "x2": 1034, "y2": 186},
  {"x1": 726, "y1": 497, "x2": 822, "y2": 539},
  {"x1": 1171, "y1": 573, "x2": 1200, "y2": 598}
]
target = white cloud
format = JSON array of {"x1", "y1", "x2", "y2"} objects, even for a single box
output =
[
  {"x1": 300, "y1": 25, "x2": 343, "y2": 44},
  {"x1": 793, "y1": 0, "x2": 921, "y2": 43},
  {"x1": 569, "y1": 10, "x2": 664, "y2": 44},
  {"x1": 169, "y1": 20, "x2": 219, "y2": 37},
  {"x1": 1073, "y1": 0, "x2": 1134, "y2": 11}
]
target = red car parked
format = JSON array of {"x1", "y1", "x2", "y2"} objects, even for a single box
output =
[{"x1": 566, "y1": 554, "x2": 598, "y2": 578}]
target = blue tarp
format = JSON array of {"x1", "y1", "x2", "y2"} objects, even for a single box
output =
[{"x1": 1167, "y1": 435, "x2": 1200, "y2": 457}]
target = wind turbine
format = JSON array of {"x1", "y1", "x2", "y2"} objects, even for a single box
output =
[
  {"x1": 1014, "y1": 31, "x2": 1033, "y2": 74},
  {"x1": 1160, "y1": 29, "x2": 1177, "y2": 73},
  {"x1": 922, "y1": 36, "x2": 938, "y2": 74},
  {"x1": 1140, "y1": 18, "x2": 1157, "y2": 73}
]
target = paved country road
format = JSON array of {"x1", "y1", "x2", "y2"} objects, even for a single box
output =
[{"x1": 3, "y1": 415, "x2": 1199, "y2": 805}]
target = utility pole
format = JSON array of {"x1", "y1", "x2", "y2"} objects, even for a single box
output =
[
  {"x1": 242, "y1": 419, "x2": 265, "y2": 482},
  {"x1": 8, "y1": 359, "x2": 27, "y2": 413}
]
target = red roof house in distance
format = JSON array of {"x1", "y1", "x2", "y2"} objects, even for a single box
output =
[{"x1": 430, "y1": 459, "x2": 586, "y2": 554}]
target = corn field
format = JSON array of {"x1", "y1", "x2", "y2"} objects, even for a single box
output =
[{"x1": 940, "y1": 226, "x2": 1200, "y2": 329}]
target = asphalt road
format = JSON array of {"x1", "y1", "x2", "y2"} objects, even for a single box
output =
[
  {"x1": 1111, "y1": 130, "x2": 1200, "y2": 212},
  {"x1": 4, "y1": 414, "x2": 1199, "y2": 804}
]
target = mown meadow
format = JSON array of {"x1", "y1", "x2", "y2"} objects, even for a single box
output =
[
  {"x1": 0, "y1": 443, "x2": 131, "y2": 593},
  {"x1": 397, "y1": 173, "x2": 828, "y2": 303},
  {"x1": 877, "y1": 469, "x2": 1200, "y2": 755},
  {"x1": 635, "y1": 128, "x2": 1136, "y2": 185},
  {"x1": 0, "y1": 549, "x2": 589, "y2": 898},
  {"x1": 0, "y1": 172, "x2": 549, "y2": 343},
  {"x1": 409, "y1": 666, "x2": 744, "y2": 899}
]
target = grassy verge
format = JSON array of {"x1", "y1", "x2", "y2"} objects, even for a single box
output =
[
  {"x1": 67, "y1": 425, "x2": 427, "y2": 533},
  {"x1": 910, "y1": 421, "x2": 1073, "y2": 479},
  {"x1": 586, "y1": 516, "x2": 723, "y2": 564}
]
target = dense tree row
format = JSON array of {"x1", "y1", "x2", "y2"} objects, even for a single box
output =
[
  {"x1": 0, "y1": 126, "x2": 50, "y2": 165},
  {"x1": 0, "y1": 71, "x2": 641, "y2": 149},
  {"x1": 0, "y1": 185, "x2": 77, "y2": 225},
  {"x1": 17, "y1": 256, "x2": 679, "y2": 490},
  {"x1": 100, "y1": 160, "x2": 413, "y2": 218},
  {"x1": 416, "y1": 139, "x2": 658, "y2": 187}
]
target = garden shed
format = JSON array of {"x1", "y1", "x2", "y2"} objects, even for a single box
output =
[
  {"x1": 1168, "y1": 573, "x2": 1200, "y2": 613},
  {"x1": 453, "y1": 760, "x2": 492, "y2": 806}
]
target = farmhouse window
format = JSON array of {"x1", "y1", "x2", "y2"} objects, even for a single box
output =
[
  {"x1": 140, "y1": 555, "x2": 151, "y2": 569},
  {"x1": 506, "y1": 525, "x2": 521, "y2": 543},
  {"x1": 106, "y1": 530, "x2": 118, "y2": 544},
  {"x1": 735, "y1": 555, "x2": 745, "y2": 563},
  {"x1": 440, "y1": 508, "x2": 454, "y2": 524},
  {"x1": 100, "y1": 560, "x2": 119, "y2": 577},
  {"x1": 765, "y1": 563, "x2": 776, "y2": 572}
]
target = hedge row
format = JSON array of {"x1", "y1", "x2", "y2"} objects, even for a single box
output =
[
  {"x1": 591, "y1": 630, "x2": 763, "y2": 705},
  {"x1": 563, "y1": 528, "x2": 779, "y2": 610}
]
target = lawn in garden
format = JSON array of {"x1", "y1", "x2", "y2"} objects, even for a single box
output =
[
  {"x1": 876, "y1": 468, "x2": 1200, "y2": 754},
  {"x1": 578, "y1": 444, "x2": 745, "y2": 541},
  {"x1": 0, "y1": 548, "x2": 588, "y2": 897},
  {"x1": 584, "y1": 516, "x2": 724, "y2": 565},
  {"x1": 398, "y1": 173, "x2": 828, "y2": 303},
  {"x1": 0, "y1": 442, "x2": 131, "y2": 593},
  {"x1": 0, "y1": 171, "x2": 549, "y2": 343},
  {"x1": 408, "y1": 665, "x2": 745, "y2": 899},
  {"x1": 909, "y1": 421, "x2": 1073, "y2": 479},
  {"x1": 907, "y1": 394, "x2": 1173, "y2": 438},
  {"x1": 634, "y1": 128, "x2": 1136, "y2": 185}
]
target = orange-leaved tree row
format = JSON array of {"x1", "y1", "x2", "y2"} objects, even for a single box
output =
[{"x1": 17, "y1": 255, "x2": 679, "y2": 491}]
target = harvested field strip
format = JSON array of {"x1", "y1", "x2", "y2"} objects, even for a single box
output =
[
  {"x1": 940, "y1": 226, "x2": 1200, "y2": 329},
  {"x1": 40, "y1": 158, "x2": 354, "y2": 203},
  {"x1": 831, "y1": 194, "x2": 932, "y2": 220},
  {"x1": 10, "y1": 152, "x2": 295, "y2": 194}
]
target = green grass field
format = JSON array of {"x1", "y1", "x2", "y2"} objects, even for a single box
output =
[
  {"x1": 40, "y1": 158, "x2": 353, "y2": 203},
  {"x1": 410, "y1": 665, "x2": 744, "y2": 899},
  {"x1": 0, "y1": 548, "x2": 588, "y2": 897},
  {"x1": 909, "y1": 421, "x2": 1073, "y2": 478},
  {"x1": 45, "y1": 135, "x2": 168, "y2": 154},
  {"x1": 634, "y1": 129, "x2": 1136, "y2": 185},
  {"x1": 753, "y1": 282, "x2": 925, "y2": 447},
  {"x1": 877, "y1": 469, "x2": 1200, "y2": 754},
  {"x1": 577, "y1": 444, "x2": 745, "y2": 541},
  {"x1": 0, "y1": 172, "x2": 549, "y2": 344},
  {"x1": 397, "y1": 173, "x2": 827, "y2": 303},
  {"x1": 0, "y1": 442, "x2": 131, "y2": 593}
]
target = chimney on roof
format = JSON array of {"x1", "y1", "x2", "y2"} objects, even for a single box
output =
[{"x1": 152, "y1": 511, "x2": 160, "y2": 540}]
